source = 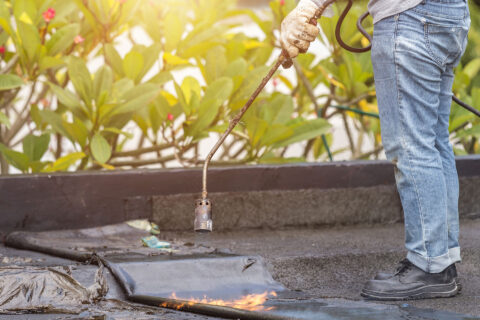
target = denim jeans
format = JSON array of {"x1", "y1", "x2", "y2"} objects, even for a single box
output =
[{"x1": 371, "y1": 0, "x2": 470, "y2": 273}]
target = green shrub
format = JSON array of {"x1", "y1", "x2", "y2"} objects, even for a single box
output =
[{"x1": 0, "y1": 0, "x2": 477, "y2": 174}]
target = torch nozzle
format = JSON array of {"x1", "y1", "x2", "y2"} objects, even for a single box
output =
[{"x1": 194, "y1": 198, "x2": 212, "y2": 233}]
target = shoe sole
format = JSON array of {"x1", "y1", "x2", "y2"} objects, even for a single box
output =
[{"x1": 361, "y1": 281, "x2": 459, "y2": 301}]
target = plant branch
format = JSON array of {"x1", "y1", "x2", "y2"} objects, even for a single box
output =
[
  {"x1": 108, "y1": 154, "x2": 176, "y2": 168},
  {"x1": 4, "y1": 81, "x2": 37, "y2": 143},
  {"x1": 112, "y1": 142, "x2": 174, "y2": 157},
  {"x1": 353, "y1": 144, "x2": 384, "y2": 160},
  {"x1": 342, "y1": 112, "x2": 355, "y2": 156},
  {"x1": 293, "y1": 60, "x2": 319, "y2": 113},
  {"x1": 0, "y1": 54, "x2": 19, "y2": 74},
  {"x1": 0, "y1": 88, "x2": 20, "y2": 110}
]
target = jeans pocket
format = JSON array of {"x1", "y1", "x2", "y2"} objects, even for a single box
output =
[{"x1": 424, "y1": 23, "x2": 469, "y2": 67}]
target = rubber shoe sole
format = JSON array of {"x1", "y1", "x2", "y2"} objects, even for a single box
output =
[
  {"x1": 361, "y1": 280, "x2": 459, "y2": 301},
  {"x1": 374, "y1": 274, "x2": 463, "y2": 293}
]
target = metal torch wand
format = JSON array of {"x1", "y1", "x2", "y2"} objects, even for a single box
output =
[{"x1": 194, "y1": 0, "x2": 337, "y2": 232}]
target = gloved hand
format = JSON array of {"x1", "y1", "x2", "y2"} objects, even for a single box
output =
[{"x1": 280, "y1": 0, "x2": 330, "y2": 58}]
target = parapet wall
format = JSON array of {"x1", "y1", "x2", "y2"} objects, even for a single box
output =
[{"x1": 1, "y1": 156, "x2": 479, "y2": 232}]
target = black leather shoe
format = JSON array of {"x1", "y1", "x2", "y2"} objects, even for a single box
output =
[
  {"x1": 361, "y1": 260, "x2": 460, "y2": 300},
  {"x1": 373, "y1": 259, "x2": 462, "y2": 292}
]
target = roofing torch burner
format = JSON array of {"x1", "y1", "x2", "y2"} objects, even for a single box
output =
[{"x1": 193, "y1": 1, "x2": 335, "y2": 233}]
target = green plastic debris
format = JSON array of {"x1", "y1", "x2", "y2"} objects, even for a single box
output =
[{"x1": 141, "y1": 236, "x2": 171, "y2": 249}]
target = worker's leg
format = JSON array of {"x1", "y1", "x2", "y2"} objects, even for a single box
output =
[
  {"x1": 435, "y1": 7, "x2": 470, "y2": 261},
  {"x1": 435, "y1": 68, "x2": 461, "y2": 263},
  {"x1": 371, "y1": 1, "x2": 469, "y2": 273}
]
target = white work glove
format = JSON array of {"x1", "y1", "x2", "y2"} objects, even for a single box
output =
[{"x1": 280, "y1": 0, "x2": 332, "y2": 59}]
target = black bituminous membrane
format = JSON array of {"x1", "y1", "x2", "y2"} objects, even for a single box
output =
[{"x1": 4, "y1": 223, "x2": 480, "y2": 320}]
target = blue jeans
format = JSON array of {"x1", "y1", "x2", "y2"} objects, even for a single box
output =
[{"x1": 371, "y1": 0, "x2": 470, "y2": 273}]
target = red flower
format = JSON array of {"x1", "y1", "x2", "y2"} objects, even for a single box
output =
[
  {"x1": 74, "y1": 35, "x2": 85, "y2": 44},
  {"x1": 42, "y1": 8, "x2": 55, "y2": 23},
  {"x1": 279, "y1": 0, "x2": 285, "y2": 5},
  {"x1": 0, "y1": 46, "x2": 5, "y2": 54},
  {"x1": 167, "y1": 113, "x2": 174, "y2": 121}
]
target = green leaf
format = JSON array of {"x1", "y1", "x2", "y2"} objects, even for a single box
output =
[
  {"x1": 22, "y1": 134, "x2": 50, "y2": 162},
  {"x1": 230, "y1": 65, "x2": 270, "y2": 110},
  {"x1": 102, "y1": 127, "x2": 133, "y2": 139},
  {"x1": 274, "y1": 118, "x2": 331, "y2": 147},
  {"x1": 30, "y1": 104, "x2": 42, "y2": 128},
  {"x1": 39, "y1": 56, "x2": 65, "y2": 72},
  {"x1": 0, "y1": 1, "x2": 13, "y2": 35},
  {"x1": 262, "y1": 94, "x2": 294, "y2": 124},
  {"x1": 0, "y1": 111, "x2": 10, "y2": 129},
  {"x1": 205, "y1": 46, "x2": 227, "y2": 83},
  {"x1": 68, "y1": 57, "x2": 94, "y2": 107},
  {"x1": 0, "y1": 74, "x2": 24, "y2": 91},
  {"x1": 105, "y1": 44, "x2": 125, "y2": 76},
  {"x1": 0, "y1": 143, "x2": 30, "y2": 172},
  {"x1": 202, "y1": 77, "x2": 234, "y2": 107},
  {"x1": 137, "y1": 44, "x2": 161, "y2": 82},
  {"x1": 63, "y1": 117, "x2": 89, "y2": 147},
  {"x1": 246, "y1": 117, "x2": 269, "y2": 148},
  {"x1": 164, "y1": 11, "x2": 185, "y2": 52},
  {"x1": 463, "y1": 58, "x2": 480, "y2": 80},
  {"x1": 148, "y1": 71, "x2": 173, "y2": 85},
  {"x1": 48, "y1": 83, "x2": 83, "y2": 111},
  {"x1": 186, "y1": 77, "x2": 233, "y2": 138},
  {"x1": 224, "y1": 58, "x2": 248, "y2": 78},
  {"x1": 123, "y1": 51, "x2": 144, "y2": 82},
  {"x1": 174, "y1": 81, "x2": 189, "y2": 114},
  {"x1": 17, "y1": 21, "x2": 41, "y2": 62},
  {"x1": 112, "y1": 78, "x2": 134, "y2": 100},
  {"x1": 149, "y1": 104, "x2": 162, "y2": 133},
  {"x1": 93, "y1": 65, "x2": 113, "y2": 102},
  {"x1": 455, "y1": 125, "x2": 480, "y2": 139},
  {"x1": 181, "y1": 76, "x2": 201, "y2": 105},
  {"x1": 43, "y1": 152, "x2": 86, "y2": 172},
  {"x1": 46, "y1": 23, "x2": 80, "y2": 56},
  {"x1": 13, "y1": 0, "x2": 36, "y2": 24},
  {"x1": 39, "y1": 110, "x2": 73, "y2": 141},
  {"x1": 108, "y1": 83, "x2": 159, "y2": 118},
  {"x1": 91, "y1": 133, "x2": 111, "y2": 164}
]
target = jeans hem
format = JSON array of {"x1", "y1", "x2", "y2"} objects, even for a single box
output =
[{"x1": 407, "y1": 247, "x2": 461, "y2": 273}]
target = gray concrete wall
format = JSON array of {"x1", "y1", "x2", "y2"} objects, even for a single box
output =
[
  {"x1": 1, "y1": 156, "x2": 479, "y2": 232},
  {"x1": 152, "y1": 176, "x2": 480, "y2": 231}
]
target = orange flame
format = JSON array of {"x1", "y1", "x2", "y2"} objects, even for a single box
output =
[{"x1": 165, "y1": 291, "x2": 277, "y2": 311}]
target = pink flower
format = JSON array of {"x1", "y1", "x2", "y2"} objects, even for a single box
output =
[
  {"x1": 42, "y1": 8, "x2": 55, "y2": 23},
  {"x1": 167, "y1": 113, "x2": 174, "y2": 121},
  {"x1": 279, "y1": 0, "x2": 285, "y2": 5},
  {"x1": 41, "y1": 98, "x2": 50, "y2": 107},
  {"x1": 74, "y1": 35, "x2": 85, "y2": 44},
  {"x1": 0, "y1": 46, "x2": 5, "y2": 54},
  {"x1": 272, "y1": 78, "x2": 279, "y2": 89},
  {"x1": 40, "y1": 98, "x2": 50, "y2": 109},
  {"x1": 118, "y1": 0, "x2": 127, "y2": 4}
]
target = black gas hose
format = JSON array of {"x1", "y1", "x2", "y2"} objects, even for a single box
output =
[{"x1": 335, "y1": 0, "x2": 479, "y2": 117}]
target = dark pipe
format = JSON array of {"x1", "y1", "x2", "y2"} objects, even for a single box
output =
[
  {"x1": 335, "y1": 0, "x2": 371, "y2": 53},
  {"x1": 356, "y1": 11, "x2": 372, "y2": 44},
  {"x1": 453, "y1": 95, "x2": 480, "y2": 118}
]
